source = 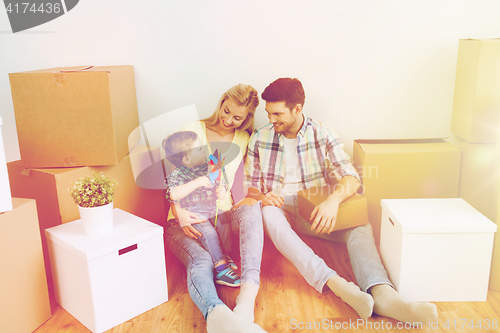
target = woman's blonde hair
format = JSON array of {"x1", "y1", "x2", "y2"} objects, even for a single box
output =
[{"x1": 202, "y1": 84, "x2": 259, "y2": 135}]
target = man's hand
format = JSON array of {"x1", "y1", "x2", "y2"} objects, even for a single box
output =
[
  {"x1": 261, "y1": 191, "x2": 284, "y2": 207},
  {"x1": 310, "y1": 196, "x2": 341, "y2": 234}
]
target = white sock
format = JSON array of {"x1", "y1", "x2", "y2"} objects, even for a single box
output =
[
  {"x1": 326, "y1": 275, "x2": 374, "y2": 319},
  {"x1": 233, "y1": 283, "x2": 260, "y2": 322},
  {"x1": 371, "y1": 284, "x2": 438, "y2": 325},
  {"x1": 206, "y1": 304, "x2": 267, "y2": 333}
]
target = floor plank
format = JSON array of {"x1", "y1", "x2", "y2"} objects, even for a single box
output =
[{"x1": 34, "y1": 233, "x2": 500, "y2": 333}]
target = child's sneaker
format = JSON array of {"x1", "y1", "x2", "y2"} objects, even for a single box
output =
[
  {"x1": 215, "y1": 264, "x2": 241, "y2": 287},
  {"x1": 225, "y1": 255, "x2": 238, "y2": 270}
]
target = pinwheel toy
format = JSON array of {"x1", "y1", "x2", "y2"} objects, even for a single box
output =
[{"x1": 208, "y1": 149, "x2": 225, "y2": 226}]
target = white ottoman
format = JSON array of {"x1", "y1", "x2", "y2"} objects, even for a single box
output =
[
  {"x1": 46, "y1": 209, "x2": 168, "y2": 333},
  {"x1": 380, "y1": 198, "x2": 497, "y2": 302}
]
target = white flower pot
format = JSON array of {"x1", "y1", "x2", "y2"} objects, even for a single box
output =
[{"x1": 78, "y1": 202, "x2": 114, "y2": 236}]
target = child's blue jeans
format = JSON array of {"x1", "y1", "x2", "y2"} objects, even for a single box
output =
[{"x1": 185, "y1": 205, "x2": 231, "y2": 266}]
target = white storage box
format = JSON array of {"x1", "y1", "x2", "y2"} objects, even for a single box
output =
[
  {"x1": 0, "y1": 117, "x2": 12, "y2": 213},
  {"x1": 45, "y1": 209, "x2": 168, "y2": 333},
  {"x1": 380, "y1": 198, "x2": 497, "y2": 302}
]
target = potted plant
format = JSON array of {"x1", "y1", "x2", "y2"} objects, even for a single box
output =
[{"x1": 69, "y1": 172, "x2": 118, "y2": 236}]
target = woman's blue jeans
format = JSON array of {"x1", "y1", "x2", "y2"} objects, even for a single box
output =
[{"x1": 165, "y1": 201, "x2": 263, "y2": 320}]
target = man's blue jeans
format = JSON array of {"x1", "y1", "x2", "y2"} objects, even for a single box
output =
[{"x1": 262, "y1": 194, "x2": 392, "y2": 293}]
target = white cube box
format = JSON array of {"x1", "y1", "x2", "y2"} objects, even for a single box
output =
[
  {"x1": 380, "y1": 198, "x2": 497, "y2": 302},
  {"x1": 45, "y1": 209, "x2": 168, "y2": 333},
  {"x1": 0, "y1": 117, "x2": 13, "y2": 213}
]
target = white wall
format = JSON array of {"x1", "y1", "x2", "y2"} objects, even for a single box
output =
[{"x1": 1, "y1": 0, "x2": 500, "y2": 161}]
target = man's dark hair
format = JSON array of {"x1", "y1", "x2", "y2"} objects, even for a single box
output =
[{"x1": 261, "y1": 78, "x2": 305, "y2": 111}]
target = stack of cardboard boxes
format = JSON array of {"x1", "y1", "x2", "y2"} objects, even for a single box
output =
[
  {"x1": 352, "y1": 139, "x2": 462, "y2": 243},
  {"x1": 447, "y1": 39, "x2": 500, "y2": 291},
  {"x1": 0, "y1": 117, "x2": 52, "y2": 332},
  {"x1": 6, "y1": 66, "x2": 167, "y2": 304}
]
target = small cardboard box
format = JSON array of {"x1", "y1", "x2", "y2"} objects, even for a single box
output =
[
  {"x1": 380, "y1": 198, "x2": 497, "y2": 302},
  {"x1": 46, "y1": 209, "x2": 168, "y2": 333},
  {"x1": 353, "y1": 139, "x2": 461, "y2": 243},
  {"x1": 0, "y1": 117, "x2": 12, "y2": 213},
  {"x1": 448, "y1": 135, "x2": 500, "y2": 290},
  {"x1": 0, "y1": 198, "x2": 51, "y2": 333},
  {"x1": 9, "y1": 65, "x2": 140, "y2": 168},
  {"x1": 8, "y1": 146, "x2": 167, "y2": 283},
  {"x1": 451, "y1": 39, "x2": 500, "y2": 143},
  {"x1": 298, "y1": 185, "x2": 369, "y2": 232}
]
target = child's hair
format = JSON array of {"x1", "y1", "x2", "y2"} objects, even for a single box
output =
[{"x1": 162, "y1": 131, "x2": 198, "y2": 167}]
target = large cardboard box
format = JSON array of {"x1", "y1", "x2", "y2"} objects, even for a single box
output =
[
  {"x1": 46, "y1": 209, "x2": 168, "y2": 333},
  {"x1": 0, "y1": 117, "x2": 12, "y2": 213},
  {"x1": 8, "y1": 146, "x2": 167, "y2": 283},
  {"x1": 451, "y1": 39, "x2": 500, "y2": 143},
  {"x1": 298, "y1": 186, "x2": 369, "y2": 232},
  {"x1": 353, "y1": 139, "x2": 461, "y2": 243},
  {"x1": 380, "y1": 199, "x2": 497, "y2": 302},
  {"x1": 0, "y1": 198, "x2": 51, "y2": 333},
  {"x1": 448, "y1": 135, "x2": 500, "y2": 290},
  {"x1": 9, "y1": 65, "x2": 140, "y2": 168}
]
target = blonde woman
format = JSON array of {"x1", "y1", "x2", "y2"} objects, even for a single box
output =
[{"x1": 165, "y1": 84, "x2": 265, "y2": 333}]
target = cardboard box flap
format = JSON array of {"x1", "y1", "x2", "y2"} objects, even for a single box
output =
[
  {"x1": 381, "y1": 199, "x2": 497, "y2": 234},
  {"x1": 10, "y1": 65, "x2": 129, "y2": 75},
  {"x1": 355, "y1": 139, "x2": 446, "y2": 145},
  {"x1": 355, "y1": 139, "x2": 460, "y2": 154},
  {"x1": 45, "y1": 209, "x2": 163, "y2": 261}
]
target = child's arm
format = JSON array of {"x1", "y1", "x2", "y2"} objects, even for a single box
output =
[{"x1": 169, "y1": 176, "x2": 211, "y2": 201}]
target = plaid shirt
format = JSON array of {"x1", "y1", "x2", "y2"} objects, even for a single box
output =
[
  {"x1": 165, "y1": 163, "x2": 221, "y2": 208},
  {"x1": 245, "y1": 115, "x2": 360, "y2": 194}
]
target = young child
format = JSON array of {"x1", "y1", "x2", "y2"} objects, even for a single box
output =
[{"x1": 163, "y1": 131, "x2": 240, "y2": 287}]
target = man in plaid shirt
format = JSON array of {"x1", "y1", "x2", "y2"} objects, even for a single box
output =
[{"x1": 244, "y1": 78, "x2": 437, "y2": 324}]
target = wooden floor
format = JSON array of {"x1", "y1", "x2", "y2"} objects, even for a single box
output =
[{"x1": 34, "y1": 233, "x2": 500, "y2": 333}]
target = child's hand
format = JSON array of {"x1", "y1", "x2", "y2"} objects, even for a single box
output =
[
  {"x1": 216, "y1": 185, "x2": 227, "y2": 200},
  {"x1": 195, "y1": 176, "x2": 211, "y2": 189}
]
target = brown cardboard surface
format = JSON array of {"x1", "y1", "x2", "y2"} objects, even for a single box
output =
[
  {"x1": 451, "y1": 39, "x2": 500, "y2": 143},
  {"x1": 448, "y1": 136, "x2": 500, "y2": 290},
  {"x1": 8, "y1": 65, "x2": 140, "y2": 168},
  {"x1": 298, "y1": 186, "x2": 369, "y2": 232},
  {"x1": 8, "y1": 146, "x2": 167, "y2": 286},
  {"x1": 353, "y1": 139, "x2": 461, "y2": 243},
  {"x1": 0, "y1": 198, "x2": 51, "y2": 333}
]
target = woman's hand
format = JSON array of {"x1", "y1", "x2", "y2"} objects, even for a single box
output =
[
  {"x1": 175, "y1": 205, "x2": 206, "y2": 227},
  {"x1": 182, "y1": 224, "x2": 203, "y2": 239}
]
